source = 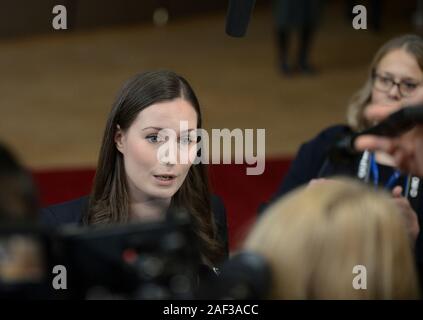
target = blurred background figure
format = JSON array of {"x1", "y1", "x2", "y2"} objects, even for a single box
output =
[
  {"x1": 272, "y1": 0, "x2": 323, "y2": 75},
  {"x1": 0, "y1": 143, "x2": 46, "y2": 298},
  {"x1": 0, "y1": 143, "x2": 38, "y2": 223},
  {"x1": 413, "y1": 0, "x2": 423, "y2": 32},
  {"x1": 245, "y1": 179, "x2": 420, "y2": 299}
]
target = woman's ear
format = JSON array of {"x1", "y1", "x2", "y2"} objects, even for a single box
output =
[{"x1": 115, "y1": 124, "x2": 125, "y2": 153}]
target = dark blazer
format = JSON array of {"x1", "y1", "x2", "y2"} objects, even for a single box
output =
[
  {"x1": 259, "y1": 125, "x2": 353, "y2": 212},
  {"x1": 41, "y1": 194, "x2": 229, "y2": 260}
]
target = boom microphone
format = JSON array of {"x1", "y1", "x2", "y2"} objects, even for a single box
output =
[
  {"x1": 225, "y1": 0, "x2": 256, "y2": 37},
  {"x1": 330, "y1": 105, "x2": 423, "y2": 161}
]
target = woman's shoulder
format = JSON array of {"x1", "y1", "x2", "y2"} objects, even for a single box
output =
[
  {"x1": 294, "y1": 124, "x2": 353, "y2": 160},
  {"x1": 210, "y1": 194, "x2": 229, "y2": 259},
  {"x1": 308, "y1": 124, "x2": 353, "y2": 146},
  {"x1": 290, "y1": 124, "x2": 352, "y2": 163},
  {"x1": 40, "y1": 196, "x2": 89, "y2": 227}
]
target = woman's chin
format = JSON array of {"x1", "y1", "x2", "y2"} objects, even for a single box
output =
[{"x1": 149, "y1": 188, "x2": 177, "y2": 199}]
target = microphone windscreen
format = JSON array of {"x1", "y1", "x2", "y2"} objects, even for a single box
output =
[{"x1": 225, "y1": 0, "x2": 256, "y2": 37}]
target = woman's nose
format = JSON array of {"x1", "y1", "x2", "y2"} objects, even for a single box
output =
[
  {"x1": 388, "y1": 83, "x2": 402, "y2": 100},
  {"x1": 157, "y1": 141, "x2": 178, "y2": 166}
]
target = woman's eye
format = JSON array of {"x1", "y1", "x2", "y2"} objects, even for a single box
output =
[
  {"x1": 179, "y1": 136, "x2": 193, "y2": 145},
  {"x1": 146, "y1": 135, "x2": 161, "y2": 143},
  {"x1": 381, "y1": 77, "x2": 393, "y2": 85},
  {"x1": 403, "y1": 82, "x2": 418, "y2": 90}
]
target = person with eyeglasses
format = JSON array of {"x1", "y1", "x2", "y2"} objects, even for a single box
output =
[
  {"x1": 372, "y1": 72, "x2": 421, "y2": 98},
  {"x1": 263, "y1": 34, "x2": 423, "y2": 290}
]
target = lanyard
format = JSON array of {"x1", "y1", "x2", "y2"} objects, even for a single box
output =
[
  {"x1": 369, "y1": 153, "x2": 402, "y2": 190},
  {"x1": 357, "y1": 151, "x2": 420, "y2": 198}
]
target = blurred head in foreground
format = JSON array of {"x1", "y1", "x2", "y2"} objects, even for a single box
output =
[{"x1": 244, "y1": 178, "x2": 419, "y2": 299}]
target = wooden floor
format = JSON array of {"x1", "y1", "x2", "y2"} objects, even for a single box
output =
[{"x1": 0, "y1": 3, "x2": 413, "y2": 169}]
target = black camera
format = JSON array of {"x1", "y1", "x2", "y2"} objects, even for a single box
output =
[{"x1": 0, "y1": 215, "x2": 201, "y2": 299}]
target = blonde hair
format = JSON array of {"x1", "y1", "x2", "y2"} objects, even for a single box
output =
[
  {"x1": 347, "y1": 34, "x2": 423, "y2": 131},
  {"x1": 244, "y1": 178, "x2": 419, "y2": 299}
]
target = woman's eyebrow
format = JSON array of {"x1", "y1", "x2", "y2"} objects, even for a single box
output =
[
  {"x1": 142, "y1": 126, "x2": 163, "y2": 131},
  {"x1": 379, "y1": 71, "x2": 419, "y2": 81},
  {"x1": 142, "y1": 127, "x2": 197, "y2": 134},
  {"x1": 401, "y1": 76, "x2": 421, "y2": 82},
  {"x1": 378, "y1": 71, "x2": 394, "y2": 77}
]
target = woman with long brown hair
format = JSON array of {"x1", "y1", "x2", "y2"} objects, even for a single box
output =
[{"x1": 41, "y1": 70, "x2": 228, "y2": 269}]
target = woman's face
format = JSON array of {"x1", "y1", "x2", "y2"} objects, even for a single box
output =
[
  {"x1": 115, "y1": 98, "x2": 198, "y2": 202},
  {"x1": 371, "y1": 48, "x2": 423, "y2": 106}
]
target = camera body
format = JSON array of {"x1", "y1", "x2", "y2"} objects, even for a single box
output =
[{"x1": 0, "y1": 217, "x2": 201, "y2": 299}]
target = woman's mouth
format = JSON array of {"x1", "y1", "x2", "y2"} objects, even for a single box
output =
[
  {"x1": 154, "y1": 174, "x2": 175, "y2": 180},
  {"x1": 153, "y1": 174, "x2": 177, "y2": 185}
]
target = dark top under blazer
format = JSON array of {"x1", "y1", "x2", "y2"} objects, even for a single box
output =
[{"x1": 41, "y1": 194, "x2": 229, "y2": 260}]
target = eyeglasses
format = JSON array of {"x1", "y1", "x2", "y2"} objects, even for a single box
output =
[{"x1": 373, "y1": 72, "x2": 422, "y2": 97}]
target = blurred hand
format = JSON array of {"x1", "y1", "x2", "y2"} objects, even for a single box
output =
[
  {"x1": 355, "y1": 104, "x2": 423, "y2": 176},
  {"x1": 363, "y1": 102, "x2": 402, "y2": 124},
  {"x1": 391, "y1": 186, "x2": 420, "y2": 242}
]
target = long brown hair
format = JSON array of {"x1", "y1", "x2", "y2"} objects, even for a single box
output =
[
  {"x1": 85, "y1": 70, "x2": 224, "y2": 265},
  {"x1": 347, "y1": 34, "x2": 423, "y2": 130}
]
